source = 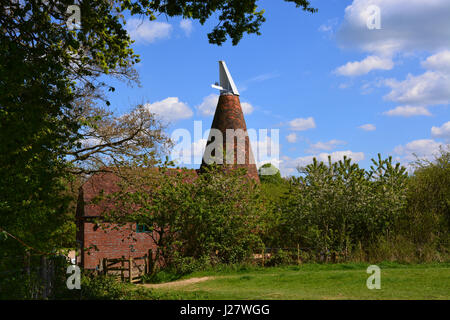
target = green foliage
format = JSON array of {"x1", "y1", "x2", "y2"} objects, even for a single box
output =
[
  {"x1": 257, "y1": 164, "x2": 290, "y2": 248},
  {"x1": 178, "y1": 165, "x2": 265, "y2": 264},
  {"x1": 77, "y1": 275, "x2": 133, "y2": 300},
  {"x1": 172, "y1": 254, "x2": 214, "y2": 276},
  {"x1": 0, "y1": 255, "x2": 70, "y2": 300},
  {"x1": 116, "y1": 0, "x2": 317, "y2": 46},
  {"x1": 98, "y1": 150, "x2": 450, "y2": 277},
  {"x1": 399, "y1": 147, "x2": 450, "y2": 251},
  {"x1": 258, "y1": 163, "x2": 284, "y2": 185},
  {"x1": 56, "y1": 272, "x2": 146, "y2": 300},
  {"x1": 266, "y1": 249, "x2": 292, "y2": 267},
  {"x1": 142, "y1": 270, "x2": 183, "y2": 284},
  {"x1": 259, "y1": 151, "x2": 449, "y2": 263},
  {"x1": 1, "y1": 1, "x2": 316, "y2": 299},
  {"x1": 258, "y1": 182, "x2": 289, "y2": 248},
  {"x1": 278, "y1": 155, "x2": 409, "y2": 258},
  {"x1": 101, "y1": 162, "x2": 265, "y2": 273}
]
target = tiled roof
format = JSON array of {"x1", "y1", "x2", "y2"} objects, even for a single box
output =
[
  {"x1": 200, "y1": 94, "x2": 260, "y2": 182},
  {"x1": 78, "y1": 168, "x2": 198, "y2": 217}
]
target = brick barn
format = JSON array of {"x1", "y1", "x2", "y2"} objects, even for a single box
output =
[{"x1": 76, "y1": 61, "x2": 259, "y2": 270}]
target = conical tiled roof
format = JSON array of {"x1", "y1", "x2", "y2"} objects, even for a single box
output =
[{"x1": 200, "y1": 93, "x2": 259, "y2": 182}]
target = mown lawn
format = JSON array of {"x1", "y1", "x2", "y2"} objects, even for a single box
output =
[{"x1": 139, "y1": 263, "x2": 450, "y2": 300}]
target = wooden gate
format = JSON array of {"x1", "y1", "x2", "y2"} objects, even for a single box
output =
[{"x1": 102, "y1": 252, "x2": 152, "y2": 283}]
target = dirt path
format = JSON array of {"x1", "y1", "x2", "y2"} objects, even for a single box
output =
[{"x1": 140, "y1": 276, "x2": 215, "y2": 289}]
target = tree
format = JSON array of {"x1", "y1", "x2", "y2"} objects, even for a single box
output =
[
  {"x1": 1, "y1": 0, "x2": 317, "y2": 252},
  {"x1": 67, "y1": 103, "x2": 173, "y2": 175},
  {"x1": 257, "y1": 163, "x2": 290, "y2": 247},
  {"x1": 258, "y1": 163, "x2": 284, "y2": 185},
  {"x1": 402, "y1": 146, "x2": 450, "y2": 248},
  {"x1": 278, "y1": 155, "x2": 408, "y2": 260},
  {"x1": 98, "y1": 163, "x2": 263, "y2": 272}
]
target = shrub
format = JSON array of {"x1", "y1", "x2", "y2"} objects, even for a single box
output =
[
  {"x1": 401, "y1": 147, "x2": 450, "y2": 249},
  {"x1": 277, "y1": 155, "x2": 409, "y2": 260},
  {"x1": 266, "y1": 249, "x2": 292, "y2": 267},
  {"x1": 103, "y1": 163, "x2": 265, "y2": 272}
]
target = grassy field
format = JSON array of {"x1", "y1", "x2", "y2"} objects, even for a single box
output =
[{"x1": 139, "y1": 263, "x2": 450, "y2": 300}]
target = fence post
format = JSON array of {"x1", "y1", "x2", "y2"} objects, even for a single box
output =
[
  {"x1": 102, "y1": 258, "x2": 107, "y2": 276},
  {"x1": 262, "y1": 248, "x2": 265, "y2": 267},
  {"x1": 128, "y1": 256, "x2": 133, "y2": 283},
  {"x1": 24, "y1": 251, "x2": 31, "y2": 278},
  {"x1": 297, "y1": 244, "x2": 301, "y2": 265},
  {"x1": 121, "y1": 256, "x2": 125, "y2": 282},
  {"x1": 148, "y1": 249, "x2": 153, "y2": 275},
  {"x1": 40, "y1": 256, "x2": 48, "y2": 299},
  {"x1": 144, "y1": 254, "x2": 148, "y2": 275},
  {"x1": 48, "y1": 258, "x2": 54, "y2": 297},
  {"x1": 358, "y1": 241, "x2": 363, "y2": 262}
]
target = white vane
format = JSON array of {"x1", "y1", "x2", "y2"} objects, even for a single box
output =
[{"x1": 211, "y1": 61, "x2": 240, "y2": 96}]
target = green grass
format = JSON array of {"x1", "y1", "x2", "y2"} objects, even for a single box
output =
[{"x1": 138, "y1": 263, "x2": 450, "y2": 300}]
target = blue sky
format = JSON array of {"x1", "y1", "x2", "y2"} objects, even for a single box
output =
[{"x1": 105, "y1": 0, "x2": 450, "y2": 176}]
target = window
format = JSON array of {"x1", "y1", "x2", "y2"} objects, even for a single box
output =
[{"x1": 136, "y1": 223, "x2": 151, "y2": 233}]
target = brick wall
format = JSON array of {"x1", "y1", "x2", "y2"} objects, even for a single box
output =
[
  {"x1": 81, "y1": 221, "x2": 157, "y2": 270},
  {"x1": 200, "y1": 94, "x2": 260, "y2": 182}
]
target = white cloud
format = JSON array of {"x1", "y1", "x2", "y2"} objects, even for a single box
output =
[
  {"x1": 250, "y1": 136, "x2": 280, "y2": 166},
  {"x1": 240, "y1": 72, "x2": 280, "y2": 93},
  {"x1": 196, "y1": 94, "x2": 254, "y2": 116},
  {"x1": 431, "y1": 121, "x2": 450, "y2": 142},
  {"x1": 192, "y1": 138, "x2": 207, "y2": 158},
  {"x1": 394, "y1": 139, "x2": 444, "y2": 162},
  {"x1": 422, "y1": 50, "x2": 450, "y2": 73},
  {"x1": 279, "y1": 151, "x2": 365, "y2": 176},
  {"x1": 335, "y1": 56, "x2": 394, "y2": 76},
  {"x1": 144, "y1": 97, "x2": 193, "y2": 122},
  {"x1": 171, "y1": 136, "x2": 207, "y2": 166},
  {"x1": 337, "y1": 0, "x2": 450, "y2": 56},
  {"x1": 179, "y1": 20, "x2": 193, "y2": 36},
  {"x1": 241, "y1": 102, "x2": 254, "y2": 115},
  {"x1": 248, "y1": 72, "x2": 279, "y2": 82},
  {"x1": 286, "y1": 133, "x2": 298, "y2": 143},
  {"x1": 319, "y1": 24, "x2": 332, "y2": 33},
  {"x1": 306, "y1": 140, "x2": 347, "y2": 154},
  {"x1": 126, "y1": 19, "x2": 172, "y2": 44},
  {"x1": 289, "y1": 117, "x2": 316, "y2": 131},
  {"x1": 339, "y1": 82, "x2": 352, "y2": 89},
  {"x1": 384, "y1": 70, "x2": 450, "y2": 107},
  {"x1": 380, "y1": 50, "x2": 450, "y2": 109},
  {"x1": 335, "y1": 1, "x2": 450, "y2": 86},
  {"x1": 316, "y1": 150, "x2": 365, "y2": 163},
  {"x1": 196, "y1": 94, "x2": 218, "y2": 116},
  {"x1": 383, "y1": 106, "x2": 432, "y2": 117},
  {"x1": 318, "y1": 18, "x2": 339, "y2": 37},
  {"x1": 358, "y1": 124, "x2": 376, "y2": 131}
]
